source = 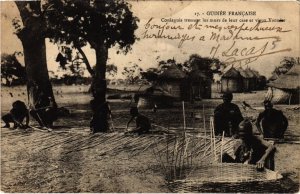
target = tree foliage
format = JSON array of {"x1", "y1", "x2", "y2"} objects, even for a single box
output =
[
  {"x1": 45, "y1": 0, "x2": 138, "y2": 50},
  {"x1": 106, "y1": 64, "x2": 118, "y2": 78},
  {"x1": 44, "y1": 0, "x2": 139, "y2": 77},
  {"x1": 185, "y1": 54, "x2": 224, "y2": 73},
  {"x1": 1, "y1": 52, "x2": 26, "y2": 86},
  {"x1": 122, "y1": 64, "x2": 143, "y2": 84}
]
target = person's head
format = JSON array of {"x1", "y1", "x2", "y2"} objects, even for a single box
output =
[
  {"x1": 222, "y1": 92, "x2": 233, "y2": 103},
  {"x1": 12, "y1": 100, "x2": 22, "y2": 109},
  {"x1": 238, "y1": 119, "x2": 253, "y2": 139},
  {"x1": 263, "y1": 100, "x2": 273, "y2": 110},
  {"x1": 130, "y1": 107, "x2": 139, "y2": 117}
]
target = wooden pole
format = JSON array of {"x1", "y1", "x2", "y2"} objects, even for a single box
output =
[
  {"x1": 203, "y1": 104, "x2": 206, "y2": 145},
  {"x1": 211, "y1": 117, "x2": 217, "y2": 162},
  {"x1": 182, "y1": 101, "x2": 186, "y2": 132},
  {"x1": 220, "y1": 130, "x2": 225, "y2": 163},
  {"x1": 210, "y1": 117, "x2": 213, "y2": 162}
]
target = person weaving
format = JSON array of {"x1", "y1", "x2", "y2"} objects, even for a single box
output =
[
  {"x1": 126, "y1": 107, "x2": 151, "y2": 135},
  {"x1": 222, "y1": 119, "x2": 276, "y2": 170}
]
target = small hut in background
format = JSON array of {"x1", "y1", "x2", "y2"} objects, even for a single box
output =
[
  {"x1": 221, "y1": 67, "x2": 243, "y2": 93},
  {"x1": 156, "y1": 65, "x2": 188, "y2": 100},
  {"x1": 267, "y1": 64, "x2": 300, "y2": 104}
]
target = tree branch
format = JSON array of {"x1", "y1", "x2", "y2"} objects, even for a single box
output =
[{"x1": 75, "y1": 46, "x2": 95, "y2": 77}]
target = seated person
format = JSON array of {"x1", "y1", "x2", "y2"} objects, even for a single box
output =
[
  {"x1": 2, "y1": 100, "x2": 29, "y2": 129},
  {"x1": 222, "y1": 119, "x2": 276, "y2": 170},
  {"x1": 126, "y1": 107, "x2": 151, "y2": 135},
  {"x1": 256, "y1": 100, "x2": 288, "y2": 139},
  {"x1": 214, "y1": 92, "x2": 244, "y2": 137},
  {"x1": 30, "y1": 91, "x2": 57, "y2": 128}
]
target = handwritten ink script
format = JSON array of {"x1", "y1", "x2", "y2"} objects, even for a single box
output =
[{"x1": 141, "y1": 16, "x2": 292, "y2": 66}]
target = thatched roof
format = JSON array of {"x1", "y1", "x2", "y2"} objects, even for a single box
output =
[
  {"x1": 267, "y1": 65, "x2": 300, "y2": 90},
  {"x1": 143, "y1": 86, "x2": 174, "y2": 98},
  {"x1": 244, "y1": 68, "x2": 256, "y2": 78},
  {"x1": 251, "y1": 69, "x2": 260, "y2": 78},
  {"x1": 189, "y1": 70, "x2": 209, "y2": 80},
  {"x1": 269, "y1": 73, "x2": 279, "y2": 81},
  {"x1": 222, "y1": 67, "x2": 242, "y2": 78},
  {"x1": 237, "y1": 68, "x2": 251, "y2": 78},
  {"x1": 158, "y1": 65, "x2": 186, "y2": 80}
]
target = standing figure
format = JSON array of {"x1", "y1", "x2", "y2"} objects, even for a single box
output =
[
  {"x1": 256, "y1": 100, "x2": 288, "y2": 139},
  {"x1": 214, "y1": 92, "x2": 244, "y2": 137},
  {"x1": 2, "y1": 100, "x2": 29, "y2": 129},
  {"x1": 126, "y1": 107, "x2": 151, "y2": 135},
  {"x1": 222, "y1": 119, "x2": 276, "y2": 170}
]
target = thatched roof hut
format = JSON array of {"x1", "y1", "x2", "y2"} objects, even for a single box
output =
[
  {"x1": 221, "y1": 67, "x2": 243, "y2": 93},
  {"x1": 267, "y1": 64, "x2": 300, "y2": 104},
  {"x1": 156, "y1": 65, "x2": 187, "y2": 99}
]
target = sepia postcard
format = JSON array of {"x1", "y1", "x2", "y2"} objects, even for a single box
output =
[{"x1": 1, "y1": 0, "x2": 299, "y2": 193}]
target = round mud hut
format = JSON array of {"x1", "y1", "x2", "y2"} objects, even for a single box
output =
[
  {"x1": 267, "y1": 64, "x2": 300, "y2": 104},
  {"x1": 156, "y1": 65, "x2": 188, "y2": 100},
  {"x1": 221, "y1": 67, "x2": 243, "y2": 93}
]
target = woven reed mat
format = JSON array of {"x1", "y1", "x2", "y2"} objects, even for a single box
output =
[{"x1": 168, "y1": 163, "x2": 283, "y2": 193}]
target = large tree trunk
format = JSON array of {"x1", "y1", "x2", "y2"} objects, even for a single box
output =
[
  {"x1": 22, "y1": 34, "x2": 56, "y2": 108},
  {"x1": 90, "y1": 44, "x2": 109, "y2": 133},
  {"x1": 15, "y1": 2, "x2": 57, "y2": 115}
]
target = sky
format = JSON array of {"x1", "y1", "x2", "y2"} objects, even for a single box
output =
[{"x1": 1, "y1": 1, "x2": 299, "y2": 79}]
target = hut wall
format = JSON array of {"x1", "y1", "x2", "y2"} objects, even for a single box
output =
[
  {"x1": 271, "y1": 88, "x2": 300, "y2": 104},
  {"x1": 249, "y1": 78, "x2": 256, "y2": 91},
  {"x1": 221, "y1": 78, "x2": 242, "y2": 93},
  {"x1": 191, "y1": 82, "x2": 202, "y2": 100},
  {"x1": 180, "y1": 80, "x2": 190, "y2": 101},
  {"x1": 242, "y1": 78, "x2": 250, "y2": 92},
  {"x1": 158, "y1": 81, "x2": 181, "y2": 98},
  {"x1": 201, "y1": 80, "x2": 212, "y2": 99},
  {"x1": 189, "y1": 80, "x2": 212, "y2": 100},
  {"x1": 290, "y1": 90, "x2": 300, "y2": 104}
]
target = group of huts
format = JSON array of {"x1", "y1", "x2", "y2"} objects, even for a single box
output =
[
  {"x1": 220, "y1": 66, "x2": 266, "y2": 93},
  {"x1": 136, "y1": 64, "x2": 270, "y2": 108},
  {"x1": 137, "y1": 64, "x2": 213, "y2": 107}
]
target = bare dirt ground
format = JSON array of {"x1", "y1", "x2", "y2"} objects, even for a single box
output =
[{"x1": 1, "y1": 85, "x2": 299, "y2": 192}]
